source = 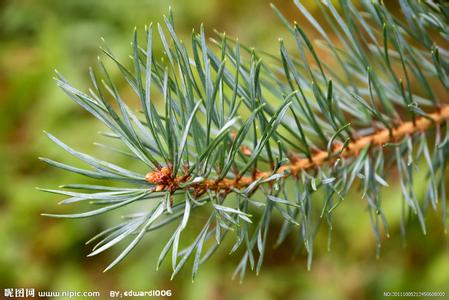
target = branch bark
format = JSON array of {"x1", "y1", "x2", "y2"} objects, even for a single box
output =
[{"x1": 146, "y1": 105, "x2": 449, "y2": 192}]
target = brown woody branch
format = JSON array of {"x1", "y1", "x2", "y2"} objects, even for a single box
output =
[{"x1": 146, "y1": 105, "x2": 449, "y2": 193}]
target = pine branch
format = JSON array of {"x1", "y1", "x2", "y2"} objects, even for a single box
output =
[
  {"x1": 40, "y1": 0, "x2": 449, "y2": 279},
  {"x1": 146, "y1": 105, "x2": 449, "y2": 192}
]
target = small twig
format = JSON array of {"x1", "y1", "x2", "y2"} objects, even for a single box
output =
[{"x1": 146, "y1": 105, "x2": 449, "y2": 192}]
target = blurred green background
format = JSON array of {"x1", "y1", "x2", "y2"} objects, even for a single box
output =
[{"x1": 0, "y1": 1, "x2": 448, "y2": 299}]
